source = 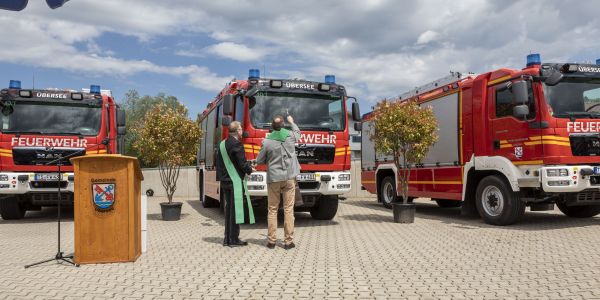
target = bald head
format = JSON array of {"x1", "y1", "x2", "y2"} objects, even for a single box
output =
[{"x1": 228, "y1": 121, "x2": 242, "y2": 137}]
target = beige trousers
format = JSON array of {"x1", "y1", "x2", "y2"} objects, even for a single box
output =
[{"x1": 267, "y1": 179, "x2": 295, "y2": 245}]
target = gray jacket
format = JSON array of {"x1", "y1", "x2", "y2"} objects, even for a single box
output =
[{"x1": 256, "y1": 124, "x2": 301, "y2": 183}]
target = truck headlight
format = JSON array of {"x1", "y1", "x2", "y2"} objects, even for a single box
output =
[
  {"x1": 546, "y1": 169, "x2": 568, "y2": 177},
  {"x1": 338, "y1": 174, "x2": 351, "y2": 181},
  {"x1": 547, "y1": 180, "x2": 570, "y2": 186},
  {"x1": 0, "y1": 175, "x2": 8, "y2": 181},
  {"x1": 248, "y1": 174, "x2": 264, "y2": 182}
]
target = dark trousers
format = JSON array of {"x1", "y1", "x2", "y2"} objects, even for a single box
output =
[{"x1": 222, "y1": 182, "x2": 240, "y2": 243}]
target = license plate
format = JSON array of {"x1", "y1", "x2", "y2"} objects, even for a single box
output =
[
  {"x1": 34, "y1": 173, "x2": 60, "y2": 181},
  {"x1": 296, "y1": 173, "x2": 316, "y2": 182},
  {"x1": 595, "y1": 167, "x2": 600, "y2": 175}
]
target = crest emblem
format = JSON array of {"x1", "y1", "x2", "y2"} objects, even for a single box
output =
[
  {"x1": 93, "y1": 183, "x2": 115, "y2": 211},
  {"x1": 514, "y1": 146, "x2": 523, "y2": 159}
]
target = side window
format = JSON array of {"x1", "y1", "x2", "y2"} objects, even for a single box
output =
[
  {"x1": 214, "y1": 104, "x2": 223, "y2": 147},
  {"x1": 235, "y1": 96, "x2": 244, "y2": 124},
  {"x1": 495, "y1": 81, "x2": 535, "y2": 119}
]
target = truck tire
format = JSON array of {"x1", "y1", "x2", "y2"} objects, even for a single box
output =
[
  {"x1": 0, "y1": 197, "x2": 26, "y2": 220},
  {"x1": 475, "y1": 175, "x2": 525, "y2": 226},
  {"x1": 200, "y1": 172, "x2": 218, "y2": 208},
  {"x1": 379, "y1": 176, "x2": 398, "y2": 209},
  {"x1": 556, "y1": 203, "x2": 600, "y2": 218},
  {"x1": 310, "y1": 196, "x2": 339, "y2": 220},
  {"x1": 435, "y1": 199, "x2": 462, "y2": 208}
]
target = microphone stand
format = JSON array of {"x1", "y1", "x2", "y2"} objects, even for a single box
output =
[{"x1": 25, "y1": 138, "x2": 109, "y2": 268}]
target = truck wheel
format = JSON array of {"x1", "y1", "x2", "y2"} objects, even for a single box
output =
[
  {"x1": 556, "y1": 203, "x2": 600, "y2": 218},
  {"x1": 379, "y1": 176, "x2": 398, "y2": 209},
  {"x1": 475, "y1": 175, "x2": 525, "y2": 226},
  {"x1": 435, "y1": 199, "x2": 462, "y2": 208},
  {"x1": 310, "y1": 196, "x2": 339, "y2": 220},
  {"x1": 200, "y1": 172, "x2": 218, "y2": 208},
  {"x1": 0, "y1": 197, "x2": 26, "y2": 220}
]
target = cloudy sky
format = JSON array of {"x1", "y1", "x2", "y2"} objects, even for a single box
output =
[{"x1": 0, "y1": 0, "x2": 599, "y2": 116}]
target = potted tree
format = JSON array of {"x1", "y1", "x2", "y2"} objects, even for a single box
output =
[
  {"x1": 370, "y1": 99, "x2": 438, "y2": 223},
  {"x1": 133, "y1": 103, "x2": 201, "y2": 221}
]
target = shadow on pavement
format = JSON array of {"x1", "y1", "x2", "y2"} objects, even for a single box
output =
[
  {"x1": 186, "y1": 200, "x2": 339, "y2": 228},
  {"x1": 0, "y1": 206, "x2": 74, "y2": 224},
  {"x1": 344, "y1": 198, "x2": 600, "y2": 230}
]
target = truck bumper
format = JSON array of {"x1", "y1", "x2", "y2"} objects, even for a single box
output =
[
  {"x1": 246, "y1": 171, "x2": 352, "y2": 197},
  {"x1": 0, "y1": 172, "x2": 75, "y2": 195},
  {"x1": 541, "y1": 165, "x2": 600, "y2": 193}
]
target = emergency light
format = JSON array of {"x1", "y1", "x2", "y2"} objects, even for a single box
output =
[
  {"x1": 597, "y1": 59, "x2": 600, "y2": 65},
  {"x1": 526, "y1": 53, "x2": 541, "y2": 67},
  {"x1": 90, "y1": 85, "x2": 101, "y2": 94},
  {"x1": 325, "y1": 75, "x2": 336, "y2": 84},
  {"x1": 248, "y1": 69, "x2": 260, "y2": 79},
  {"x1": 9, "y1": 80, "x2": 21, "y2": 89}
]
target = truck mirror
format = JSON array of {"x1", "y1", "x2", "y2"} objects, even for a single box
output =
[
  {"x1": 221, "y1": 115, "x2": 232, "y2": 126},
  {"x1": 513, "y1": 104, "x2": 530, "y2": 120},
  {"x1": 545, "y1": 70, "x2": 563, "y2": 86},
  {"x1": 116, "y1": 108, "x2": 126, "y2": 127},
  {"x1": 117, "y1": 126, "x2": 126, "y2": 135},
  {"x1": 511, "y1": 80, "x2": 529, "y2": 104},
  {"x1": 223, "y1": 95, "x2": 234, "y2": 115},
  {"x1": 354, "y1": 122, "x2": 362, "y2": 132},
  {"x1": 352, "y1": 102, "x2": 361, "y2": 121}
]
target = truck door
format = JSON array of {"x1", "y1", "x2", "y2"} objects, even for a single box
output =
[{"x1": 489, "y1": 81, "x2": 541, "y2": 162}]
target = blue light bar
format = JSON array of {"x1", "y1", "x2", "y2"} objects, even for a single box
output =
[
  {"x1": 248, "y1": 69, "x2": 260, "y2": 79},
  {"x1": 9, "y1": 80, "x2": 21, "y2": 89},
  {"x1": 325, "y1": 75, "x2": 335, "y2": 84},
  {"x1": 526, "y1": 53, "x2": 541, "y2": 67},
  {"x1": 90, "y1": 85, "x2": 101, "y2": 94},
  {"x1": 596, "y1": 59, "x2": 600, "y2": 65}
]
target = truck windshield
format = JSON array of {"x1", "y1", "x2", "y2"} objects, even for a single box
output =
[
  {"x1": 0, "y1": 102, "x2": 102, "y2": 136},
  {"x1": 544, "y1": 78, "x2": 600, "y2": 118},
  {"x1": 249, "y1": 91, "x2": 345, "y2": 131}
]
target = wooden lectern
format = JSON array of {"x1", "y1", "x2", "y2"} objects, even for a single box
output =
[{"x1": 70, "y1": 155, "x2": 144, "y2": 264}]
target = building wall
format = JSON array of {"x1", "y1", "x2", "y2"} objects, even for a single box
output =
[{"x1": 142, "y1": 161, "x2": 374, "y2": 199}]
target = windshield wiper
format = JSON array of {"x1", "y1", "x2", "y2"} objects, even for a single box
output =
[
  {"x1": 299, "y1": 126, "x2": 333, "y2": 131},
  {"x1": 1, "y1": 130, "x2": 45, "y2": 134},
  {"x1": 555, "y1": 112, "x2": 600, "y2": 119},
  {"x1": 41, "y1": 131, "x2": 83, "y2": 136}
]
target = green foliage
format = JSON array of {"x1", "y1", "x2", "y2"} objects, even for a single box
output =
[
  {"x1": 120, "y1": 90, "x2": 188, "y2": 166},
  {"x1": 370, "y1": 99, "x2": 438, "y2": 203},
  {"x1": 133, "y1": 104, "x2": 201, "y2": 203}
]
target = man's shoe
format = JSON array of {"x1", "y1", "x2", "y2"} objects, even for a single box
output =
[
  {"x1": 266, "y1": 242, "x2": 276, "y2": 249},
  {"x1": 284, "y1": 242, "x2": 295, "y2": 250},
  {"x1": 223, "y1": 240, "x2": 229, "y2": 246},
  {"x1": 228, "y1": 240, "x2": 248, "y2": 247}
]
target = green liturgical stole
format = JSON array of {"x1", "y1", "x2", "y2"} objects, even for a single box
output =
[
  {"x1": 266, "y1": 128, "x2": 290, "y2": 142},
  {"x1": 219, "y1": 141, "x2": 255, "y2": 224}
]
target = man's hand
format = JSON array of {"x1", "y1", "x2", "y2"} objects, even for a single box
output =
[
  {"x1": 286, "y1": 115, "x2": 294, "y2": 124},
  {"x1": 251, "y1": 167, "x2": 257, "y2": 173}
]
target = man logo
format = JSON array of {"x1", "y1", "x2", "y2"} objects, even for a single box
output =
[
  {"x1": 297, "y1": 150, "x2": 315, "y2": 157},
  {"x1": 93, "y1": 183, "x2": 115, "y2": 211}
]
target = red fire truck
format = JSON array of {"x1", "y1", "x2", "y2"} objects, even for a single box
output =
[
  {"x1": 0, "y1": 80, "x2": 126, "y2": 220},
  {"x1": 360, "y1": 55, "x2": 600, "y2": 225},
  {"x1": 197, "y1": 70, "x2": 361, "y2": 220}
]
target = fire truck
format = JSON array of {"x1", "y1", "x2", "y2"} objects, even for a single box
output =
[
  {"x1": 197, "y1": 69, "x2": 361, "y2": 220},
  {"x1": 360, "y1": 54, "x2": 600, "y2": 225},
  {"x1": 0, "y1": 80, "x2": 126, "y2": 220}
]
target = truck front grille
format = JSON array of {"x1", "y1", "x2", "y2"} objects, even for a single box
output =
[
  {"x1": 12, "y1": 147, "x2": 85, "y2": 166},
  {"x1": 570, "y1": 134, "x2": 600, "y2": 156},
  {"x1": 298, "y1": 182, "x2": 320, "y2": 190},
  {"x1": 295, "y1": 145, "x2": 335, "y2": 164},
  {"x1": 576, "y1": 189, "x2": 600, "y2": 202}
]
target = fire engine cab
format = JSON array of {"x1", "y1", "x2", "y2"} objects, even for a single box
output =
[{"x1": 360, "y1": 55, "x2": 600, "y2": 225}]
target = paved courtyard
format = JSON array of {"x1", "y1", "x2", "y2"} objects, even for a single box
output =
[{"x1": 1, "y1": 196, "x2": 600, "y2": 299}]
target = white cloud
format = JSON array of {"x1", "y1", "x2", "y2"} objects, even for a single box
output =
[
  {"x1": 204, "y1": 42, "x2": 270, "y2": 62},
  {"x1": 416, "y1": 31, "x2": 439, "y2": 45},
  {"x1": 2, "y1": 0, "x2": 600, "y2": 105}
]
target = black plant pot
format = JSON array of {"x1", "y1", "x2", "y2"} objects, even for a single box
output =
[
  {"x1": 160, "y1": 202, "x2": 182, "y2": 221},
  {"x1": 393, "y1": 202, "x2": 416, "y2": 223}
]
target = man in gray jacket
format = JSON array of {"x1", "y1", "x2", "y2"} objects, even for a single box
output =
[{"x1": 255, "y1": 114, "x2": 301, "y2": 249}]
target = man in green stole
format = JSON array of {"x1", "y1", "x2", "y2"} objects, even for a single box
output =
[{"x1": 216, "y1": 121, "x2": 255, "y2": 247}]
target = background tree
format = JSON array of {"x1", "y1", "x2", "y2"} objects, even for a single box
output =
[
  {"x1": 370, "y1": 99, "x2": 438, "y2": 204},
  {"x1": 120, "y1": 90, "x2": 188, "y2": 166},
  {"x1": 133, "y1": 104, "x2": 201, "y2": 203}
]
